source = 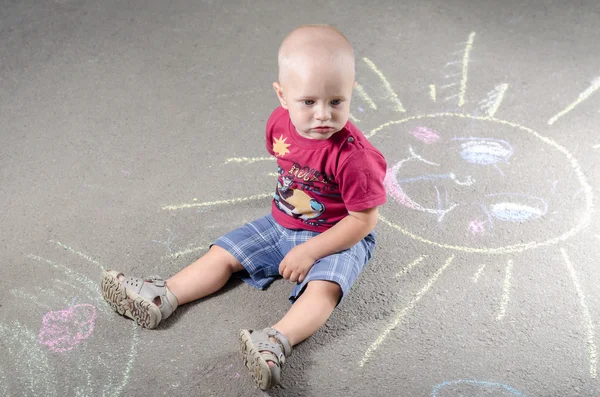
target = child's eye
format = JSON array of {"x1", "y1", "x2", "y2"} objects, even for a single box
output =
[
  {"x1": 331, "y1": 99, "x2": 342, "y2": 106},
  {"x1": 303, "y1": 100, "x2": 315, "y2": 105}
]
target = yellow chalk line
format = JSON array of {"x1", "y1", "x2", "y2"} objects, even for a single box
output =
[
  {"x1": 355, "y1": 83, "x2": 378, "y2": 110},
  {"x1": 496, "y1": 259, "x2": 514, "y2": 320},
  {"x1": 487, "y1": 83, "x2": 508, "y2": 117},
  {"x1": 362, "y1": 57, "x2": 406, "y2": 112},
  {"x1": 349, "y1": 113, "x2": 361, "y2": 123},
  {"x1": 429, "y1": 84, "x2": 436, "y2": 102},
  {"x1": 472, "y1": 264, "x2": 486, "y2": 283},
  {"x1": 548, "y1": 77, "x2": 600, "y2": 125},
  {"x1": 396, "y1": 255, "x2": 428, "y2": 278},
  {"x1": 459, "y1": 32, "x2": 476, "y2": 107},
  {"x1": 360, "y1": 255, "x2": 454, "y2": 367},
  {"x1": 224, "y1": 157, "x2": 274, "y2": 164},
  {"x1": 561, "y1": 248, "x2": 597, "y2": 378},
  {"x1": 164, "y1": 245, "x2": 208, "y2": 259},
  {"x1": 162, "y1": 193, "x2": 272, "y2": 211}
]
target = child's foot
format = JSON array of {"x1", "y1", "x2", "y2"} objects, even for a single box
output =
[
  {"x1": 100, "y1": 269, "x2": 178, "y2": 329},
  {"x1": 239, "y1": 328, "x2": 293, "y2": 390}
]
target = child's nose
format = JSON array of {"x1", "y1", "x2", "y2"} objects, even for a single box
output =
[{"x1": 315, "y1": 105, "x2": 331, "y2": 121}]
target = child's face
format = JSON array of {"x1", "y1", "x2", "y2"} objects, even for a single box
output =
[{"x1": 273, "y1": 61, "x2": 355, "y2": 140}]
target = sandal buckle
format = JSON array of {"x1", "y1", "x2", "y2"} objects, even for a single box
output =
[{"x1": 150, "y1": 278, "x2": 165, "y2": 287}]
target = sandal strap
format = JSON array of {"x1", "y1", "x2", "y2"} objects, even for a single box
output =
[
  {"x1": 122, "y1": 276, "x2": 178, "y2": 319},
  {"x1": 264, "y1": 328, "x2": 293, "y2": 358}
]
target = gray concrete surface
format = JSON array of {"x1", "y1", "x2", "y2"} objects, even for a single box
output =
[{"x1": 2, "y1": 0, "x2": 600, "y2": 396}]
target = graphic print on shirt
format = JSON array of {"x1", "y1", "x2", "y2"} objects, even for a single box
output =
[
  {"x1": 274, "y1": 168, "x2": 326, "y2": 226},
  {"x1": 273, "y1": 135, "x2": 291, "y2": 157}
]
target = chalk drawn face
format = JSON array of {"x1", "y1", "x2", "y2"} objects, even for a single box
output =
[
  {"x1": 370, "y1": 113, "x2": 590, "y2": 253},
  {"x1": 273, "y1": 61, "x2": 355, "y2": 140}
]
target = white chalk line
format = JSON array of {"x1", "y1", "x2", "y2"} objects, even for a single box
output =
[
  {"x1": 472, "y1": 264, "x2": 486, "y2": 283},
  {"x1": 561, "y1": 247, "x2": 597, "y2": 378},
  {"x1": 360, "y1": 255, "x2": 455, "y2": 367},
  {"x1": 50, "y1": 240, "x2": 103, "y2": 270},
  {"x1": 496, "y1": 259, "x2": 514, "y2": 321}
]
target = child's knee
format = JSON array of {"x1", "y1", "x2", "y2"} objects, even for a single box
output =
[
  {"x1": 208, "y1": 245, "x2": 244, "y2": 272},
  {"x1": 305, "y1": 280, "x2": 342, "y2": 302}
]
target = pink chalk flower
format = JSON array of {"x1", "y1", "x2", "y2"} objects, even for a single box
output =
[{"x1": 38, "y1": 304, "x2": 97, "y2": 352}]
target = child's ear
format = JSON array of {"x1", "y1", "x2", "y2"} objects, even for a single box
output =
[{"x1": 273, "y1": 82, "x2": 288, "y2": 109}]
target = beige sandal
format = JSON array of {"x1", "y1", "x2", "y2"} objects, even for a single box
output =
[
  {"x1": 239, "y1": 328, "x2": 293, "y2": 390},
  {"x1": 100, "y1": 269, "x2": 178, "y2": 329}
]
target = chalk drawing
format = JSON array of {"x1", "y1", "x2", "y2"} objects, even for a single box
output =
[
  {"x1": 349, "y1": 113, "x2": 360, "y2": 123},
  {"x1": 50, "y1": 240, "x2": 102, "y2": 269},
  {"x1": 0, "y1": 321, "x2": 58, "y2": 396},
  {"x1": 593, "y1": 144, "x2": 600, "y2": 149},
  {"x1": 452, "y1": 137, "x2": 513, "y2": 165},
  {"x1": 225, "y1": 157, "x2": 274, "y2": 165},
  {"x1": 151, "y1": 228, "x2": 177, "y2": 253},
  {"x1": 432, "y1": 380, "x2": 527, "y2": 396},
  {"x1": 164, "y1": 244, "x2": 208, "y2": 259},
  {"x1": 468, "y1": 220, "x2": 486, "y2": 234},
  {"x1": 396, "y1": 255, "x2": 428, "y2": 278},
  {"x1": 384, "y1": 164, "x2": 459, "y2": 222},
  {"x1": 429, "y1": 84, "x2": 436, "y2": 102},
  {"x1": 360, "y1": 255, "x2": 454, "y2": 367},
  {"x1": 411, "y1": 126, "x2": 440, "y2": 144},
  {"x1": 497, "y1": 259, "x2": 514, "y2": 321},
  {"x1": 38, "y1": 304, "x2": 97, "y2": 352},
  {"x1": 472, "y1": 264, "x2": 486, "y2": 282},
  {"x1": 548, "y1": 76, "x2": 600, "y2": 125},
  {"x1": 369, "y1": 113, "x2": 593, "y2": 254},
  {"x1": 561, "y1": 248, "x2": 597, "y2": 378},
  {"x1": 362, "y1": 57, "x2": 406, "y2": 112},
  {"x1": 354, "y1": 83, "x2": 377, "y2": 110},
  {"x1": 488, "y1": 197, "x2": 547, "y2": 223},
  {"x1": 2, "y1": 242, "x2": 139, "y2": 396},
  {"x1": 458, "y1": 32, "x2": 476, "y2": 107},
  {"x1": 163, "y1": 193, "x2": 272, "y2": 211},
  {"x1": 479, "y1": 83, "x2": 509, "y2": 117}
]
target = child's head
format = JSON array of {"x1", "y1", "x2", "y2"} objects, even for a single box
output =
[{"x1": 273, "y1": 25, "x2": 356, "y2": 140}]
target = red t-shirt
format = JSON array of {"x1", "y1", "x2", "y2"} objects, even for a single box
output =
[{"x1": 266, "y1": 106, "x2": 387, "y2": 232}]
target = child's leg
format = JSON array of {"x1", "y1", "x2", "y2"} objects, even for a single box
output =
[
  {"x1": 238, "y1": 280, "x2": 342, "y2": 390},
  {"x1": 271, "y1": 280, "x2": 341, "y2": 346},
  {"x1": 101, "y1": 245, "x2": 243, "y2": 328},
  {"x1": 166, "y1": 245, "x2": 244, "y2": 305}
]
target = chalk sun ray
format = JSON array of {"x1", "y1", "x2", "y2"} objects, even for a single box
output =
[
  {"x1": 561, "y1": 247, "x2": 597, "y2": 378},
  {"x1": 360, "y1": 255, "x2": 455, "y2": 367},
  {"x1": 362, "y1": 57, "x2": 406, "y2": 113}
]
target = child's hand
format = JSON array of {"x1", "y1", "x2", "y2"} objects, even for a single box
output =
[{"x1": 279, "y1": 245, "x2": 317, "y2": 283}]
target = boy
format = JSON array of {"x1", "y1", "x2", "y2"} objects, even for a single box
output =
[{"x1": 101, "y1": 24, "x2": 387, "y2": 390}]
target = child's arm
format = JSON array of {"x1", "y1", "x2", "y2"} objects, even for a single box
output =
[{"x1": 278, "y1": 206, "x2": 379, "y2": 283}]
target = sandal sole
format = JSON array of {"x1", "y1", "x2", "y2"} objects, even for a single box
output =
[
  {"x1": 100, "y1": 270, "x2": 161, "y2": 329},
  {"x1": 239, "y1": 329, "x2": 276, "y2": 390}
]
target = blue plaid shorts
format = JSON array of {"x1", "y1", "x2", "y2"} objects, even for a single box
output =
[{"x1": 213, "y1": 214, "x2": 376, "y2": 303}]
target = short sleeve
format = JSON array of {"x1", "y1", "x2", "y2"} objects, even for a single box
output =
[
  {"x1": 265, "y1": 106, "x2": 287, "y2": 156},
  {"x1": 337, "y1": 149, "x2": 387, "y2": 212}
]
